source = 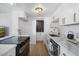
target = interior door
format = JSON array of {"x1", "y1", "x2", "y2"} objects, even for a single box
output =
[{"x1": 36, "y1": 20, "x2": 44, "y2": 41}]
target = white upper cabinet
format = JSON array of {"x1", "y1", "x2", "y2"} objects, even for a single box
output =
[
  {"x1": 53, "y1": 4, "x2": 79, "y2": 26},
  {"x1": 61, "y1": 4, "x2": 79, "y2": 25},
  {"x1": 74, "y1": 4, "x2": 79, "y2": 23},
  {"x1": 18, "y1": 11, "x2": 28, "y2": 21},
  {"x1": 59, "y1": 4, "x2": 75, "y2": 25},
  {"x1": 50, "y1": 16, "x2": 60, "y2": 27},
  {"x1": 18, "y1": 11, "x2": 26, "y2": 18},
  {"x1": 62, "y1": 10, "x2": 74, "y2": 25},
  {"x1": 75, "y1": 13, "x2": 79, "y2": 23}
]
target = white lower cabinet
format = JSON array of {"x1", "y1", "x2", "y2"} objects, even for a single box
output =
[
  {"x1": 60, "y1": 46, "x2": 75, "y2": 56},
  {"x1": 2, "y1": 48, "x2": 16, "y2": 56},
  {"x1": 60, "y1": 48, "x2": 69, "y2": 56},
  {"x1": 2, "y1": 47, "x2": 16, "y2": 56},
  {"x1": 0, "y1": 45, "x2": 16, "y2": 56}
]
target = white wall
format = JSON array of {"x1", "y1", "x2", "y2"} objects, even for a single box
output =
[
  {"x1": 60, "y1": 25, "x2": 79, "y2": 38},
  {"x1": 11, "y1": 11, "x2": 18, "y2": 36},
  {"x1": 24, "y1": 21, "x2": 33, "y2": 35},
  {"x1": 18, "y1": 19, "x2": 30, "y2": 35},
  {"x1": 52, "y1": 3, "x2": 79, "y2": 39},
  {"x1": 43, "y1": 17, "x2": 51, "y2": 45},
  {"x1": 0, "y1": 13, "x2": 12, "y2": 36},
  {"x1": 30, "y1": 20, "x2": 36, "y2": 44}
]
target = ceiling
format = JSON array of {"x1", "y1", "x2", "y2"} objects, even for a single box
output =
[
  {"x1": 0, "y1": 3, "x2": 61, "y2": 17},
  {"x1": 0, "y1": 3, "x2": 12, "y2": 13}
]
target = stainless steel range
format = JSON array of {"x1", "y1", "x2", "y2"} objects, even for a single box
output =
[{"x1": 16, "y1": 36, "x2": 30, "y2": 56}]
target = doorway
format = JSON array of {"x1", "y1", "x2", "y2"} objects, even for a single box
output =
[{"x1": 36, "y1": 20, "x2": 44, "y2": 41}]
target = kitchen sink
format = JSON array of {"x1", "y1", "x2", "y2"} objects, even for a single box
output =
[{"x1": 49, "y1": 34, "x2": 59, "y2": 37}]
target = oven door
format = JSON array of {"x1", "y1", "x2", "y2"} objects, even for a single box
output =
[{"x1": 16, "y1": 38, "x2": 30, "y2": 56}]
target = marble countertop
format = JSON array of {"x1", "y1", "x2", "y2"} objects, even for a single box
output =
[
  {"x1": 48, "y1": 35, "x2": 79, "y2": 56},
  {"x1": 0, "y1": 36, "x2": 18, "y2": 44},
  {"x1": 0, "y1": 35, "x2": 30, "y2": 40},
  {"x1": 0, "y1": 35, "x2": 30, "y2": 44},
  {"x1": 0, "y1": 36, "x2": 13, "y2": 40}
]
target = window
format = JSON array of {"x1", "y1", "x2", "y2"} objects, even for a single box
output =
[{"x1": 36, "y1": 20, "x2": 44, "y2": 32}]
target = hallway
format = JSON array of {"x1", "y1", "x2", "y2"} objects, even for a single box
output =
[{"x1": 30, "y1": 41, "x2": 49, "y2": 56}]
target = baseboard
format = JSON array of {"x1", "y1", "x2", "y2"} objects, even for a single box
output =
[{"x1": 36, "y1": 40, "x2": 43, "y2": 43}]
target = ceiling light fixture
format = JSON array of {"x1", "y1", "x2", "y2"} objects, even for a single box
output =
[{"x1": 34, "y1": 5, "x2": 46, "y2": 15}]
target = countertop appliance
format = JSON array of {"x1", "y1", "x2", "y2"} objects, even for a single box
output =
[
  {"x1": 67, "y1": 31, "x2": 74, "y2": 39},
  {"x1": 49, "y1": 38, "x2": 60, "y2": 56}
]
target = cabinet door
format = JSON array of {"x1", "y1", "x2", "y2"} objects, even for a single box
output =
[
  {"x1": 75, "y1": 13, "x2": 79, "y2": 23},
  {"x1": 73, "y1": 4, "x2": 79, "y2": 23},
  {"x1": 60, "y1": 46, "x2": 68, "y2": 56},
  {"x1": 59, "y1": 17, "x2": 65, "y2": 25},
  {"x1": 65, "y1": 9, "x2": 74, "y2": 24},
  {"x1": 60, "y1": 46, "x2": 75, "y2": 56},
  {"x1": 18, "y1": 11, "x2": 26, "y2": 18},
  {"x1": 2, "y1": 47, "x2": 16, "y2": 56}
]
